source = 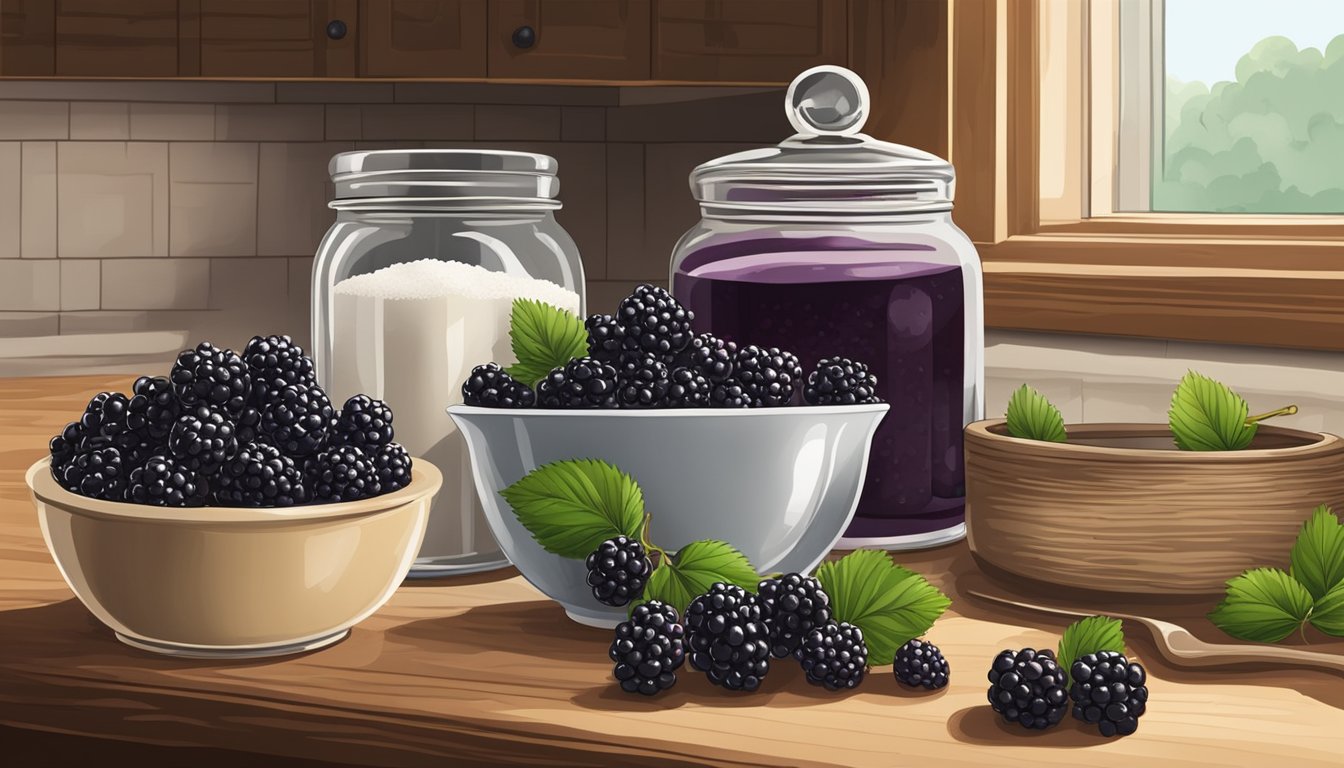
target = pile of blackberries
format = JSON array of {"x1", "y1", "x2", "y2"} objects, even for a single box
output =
[
  {"x1": 462, "y1": 284, "x2": 884, "y2": 409},
  {"x1": 47, "y1": 335, "x2": 413, "y2": 508}
]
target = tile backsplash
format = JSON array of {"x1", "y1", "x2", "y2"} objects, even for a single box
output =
[{"x1": 0, "y1": 80, "x2": 785, "y2": 375}]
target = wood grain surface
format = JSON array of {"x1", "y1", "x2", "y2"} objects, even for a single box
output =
[{"x1": 2, "y1": 375, "x2": 1344, "y2": 767}]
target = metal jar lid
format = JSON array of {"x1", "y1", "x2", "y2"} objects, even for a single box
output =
[
  {"x1": 329, "y1": 149, "x2": 561, "y2": 210},
  {"x1": 690, "y1": 65, "x2": 956, "y2": 217}
]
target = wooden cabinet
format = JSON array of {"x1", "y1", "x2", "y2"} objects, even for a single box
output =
[
  {"x1": 361, "y1": 0, "x2": 486, "y2": 77},
  {"x1": 487, "y1": 0, "x2": 650, "y2": 81},
  {"x1": 0, "y1": 0, "x2": 53, "y2": 76},
  {"x1": 653, "y1": 0, "x2": 847, "y2": 82},
  {"x1": 54, "y1": 0, "x2": 179, "y2": 77},
  {"x1": 193, "y1": 0, "x2": 357, "y2": 77}
]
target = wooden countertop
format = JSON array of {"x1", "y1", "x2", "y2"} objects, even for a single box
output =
[{"x1": 3, "y1": 375, "x2": 1344, "y2": 767}]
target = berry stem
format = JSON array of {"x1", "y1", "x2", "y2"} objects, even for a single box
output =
[
  {"x1": 638, "y1": 513, "x2": 670, "y2": 566},
  {"x1": 1246, "y1": 404, "x2": 1298, "y2": 425}
]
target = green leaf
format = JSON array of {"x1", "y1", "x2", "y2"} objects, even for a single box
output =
[
  {"x1": 498, "y1": 459, "x2": 644, "y2": 559},
  {"x1": 505, "y1": 298, "x2": 588, "y2": 386},
  {"x1": 1004, "y1": 384, "x2": 1067, "y2": 442},
  {"x1": 641, "y1": 540, "x2": 759, "y2": 615},
  {"x1": 1056, "y1": 616, "x2": 1126, "y2": 675},
  {"x1": 1168, "y1": 371, "x2": 1257, "y2": 451},
  {"x1": 1208, "y1": 567, "x2": 1314, "y2": 643},
  {"x1": 1290, "y1": 505, "x2": 1344, "y2": 601},
  {"x1": 1309, "y1": 580, "x2": 1344, "y2": 637},
  {"x1": 815, "y1": 550, "x2": 951, "y2": 665}
]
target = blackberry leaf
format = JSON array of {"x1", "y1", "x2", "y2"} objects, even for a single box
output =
[
  {"x1": 499, "y1": 458, "x2": 644, "y2": 558},
  {"x1": 1208, "y1": 567, "x2": 1314, "y2": 643},
  {"x1": 1168, "y1": 371, "x2": 1256, "y2": 451},
  {"x1": 815, "y1": 549, "x2": 950, "y2": 665},
  {"x1": 642, "y1": 539, "x2": 758, "y2": 616},
  {"x1": 1057, "y1": 615, "x2": 1126, "y2": 676},
  {"x1": 1290, "y1": 504, "x2": 1344, "y2": 601},
  {"x1": 1309, "y1": 581, "x2": 1344, "y2": 637},
  {"x1": 1004, "y1": 384, "x2": 1067, "y2": 442},
  {"x1": 505, "y1": 298, "x2": 588, "y2": 386}
]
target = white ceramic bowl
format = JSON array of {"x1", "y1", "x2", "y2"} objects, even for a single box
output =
[
  {"x1": 28, "y1": 457, "x2": 441, "y2": 658},
  {"x1": 448, "y1": 404, "x2": 888, "y2": 627}
]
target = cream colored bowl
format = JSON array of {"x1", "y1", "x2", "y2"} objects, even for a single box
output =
[{"x1": 27, "y1": 457, "x2": 441, "y2": 658}]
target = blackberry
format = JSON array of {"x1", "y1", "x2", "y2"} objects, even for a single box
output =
[
  {"x1": 374, "y1": 442, "x2": 413, "y2": 493},
  {"x1": 709, "y1": 380, "x2": 751, "y2": 408},
  {"x1": 1069, "y1": 651, "x2": 1148, "y2": 738},
  {"x1": 685, "y1": 583, "x2": 771, "y2": 692},
  {"x1": 617, "y1": 284, "x2": 695, "y2": 363},
  {"x1": 735, "y1": 345, "x2": 803, "y2": 407},
  {"x1": 214, "y1": 442, "x2": 307, "y2": 507},
  {"x1": 584, "y1": 536, "x2": 651, "y2": 607},
  {"x1": 585, "y1": 313, "x2": 625, "y2": 365},
  {"x1": 535, "y1": 357, "x2": 618, "y2": 409},
  {"x1": 663, "y1": 367, "x2": 710, "y2": 408},
  {"x1": 60, "y1": 445, "x2": 128, "y2": 501},
  {"x1": 798, "y1": 621, "x2": 869, "y2": 691},
  {"x1": 127, "y1": 375, "x2": 180, "y2": 440},
  {"x1": 170, "y1": 341, "x2": 252, "y2": 417},
  {"x1": 609, "y1": 600, "x2": 687, "y2": 696},
  {"x1": 49, "y1": 422, "x2": 85, "y2": 475},
  {"x1": 129, "y1": 455, "x2": 209, "y2": 507},
  {"x1": 461, "y1": 363, "x2": 536, "y2": 409},
  {"x1": 81, "y1": 391, "x2": 158, "y2": 466},
  {"x1": 804, "y1": 357, "x2": 881, "y2": 406},
  {"x1": 987, "y1": 648, "x2": 1069, "y2": 729},
  {"x1": 334, "y1": 394, "x2": 395, "y2": 448},
  {"x1": 615, "y1": 353, "x2": 670, "y2": 409},
  {"x1": 308, "y1": 444, "x2": 379, "y2": 502},
  {"x1": 243, "y1": 334, "x2": 316, "y2": 408},
  {"x1": 894, "y1": 638, "x2": 950, "y2": 690},
  {"x1": 261, "y1": 384, "x2": 335, "y2": 457},
  {"x1": 167, "y1": 404, "x2": 239, "y2": 476},
  {"x1": 678, "y1": 333, "x2": 738, "y2": 384},
  {"x1": 757, "y1": 573, "x2": 831, "y2": 658}
]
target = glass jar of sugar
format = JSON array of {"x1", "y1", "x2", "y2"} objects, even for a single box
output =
[{"x1": 312, "y1": 149, "x2": 585, "y2": 577}]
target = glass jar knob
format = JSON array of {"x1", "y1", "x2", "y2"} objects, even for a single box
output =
[{"x1": 785, "y1": 65, "x2": 870, "y2": 137}]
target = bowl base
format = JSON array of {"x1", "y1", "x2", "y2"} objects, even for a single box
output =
[
  {"x1": 114, "y1": 629, "x2": 350, "y2": 659},
  {"x1": 406, "y1": 552, "x2": 512, "y2": 579},
  {"x1": 837, "y1": 522, "x2": 966, "y2": 551},
  {"x1": 563, "y1": 606, "x2": 624, "y2": 629}
]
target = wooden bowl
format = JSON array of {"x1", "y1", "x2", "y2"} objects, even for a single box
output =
[{"x1": 964, "y1": 420, "x2": 1344, "y2": 595}]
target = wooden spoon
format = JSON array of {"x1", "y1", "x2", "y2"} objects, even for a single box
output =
[{"x1": 967, "y1": 588, "x2": 1344, "y2": 674}]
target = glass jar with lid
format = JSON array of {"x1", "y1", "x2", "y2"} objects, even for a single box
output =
[
  {"x1": 670, "y1": 66, "x2": 984, "y2": 551},
  {"x1": 312, "y1": 149, "x2": 585, "y2": 576}
]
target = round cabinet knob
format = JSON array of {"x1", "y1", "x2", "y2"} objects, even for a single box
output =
[
  {"x1": 326, "y1": 19, "x2": 348, "y2": 40},
  {"x1": 512, "y1": 25, "x2": 537, "y2": 49},
  {"x1": 785, "y1": 65, "x2": 870, "y2": 137}
]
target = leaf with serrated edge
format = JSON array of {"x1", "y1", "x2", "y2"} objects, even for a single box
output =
[
  {"x1": 640, "y1": 540, "x2": 758, "y2": 615},
  {"x1": 1004, "y1": 384, "x2": 1068, "y2": 442},
  {"x1": 1057, "y1": 616, "x2": 1126, "y2": 675},
  {"x1": 1290, "y1": 505, "x2": 1344, "y2": 601},
  {"x1": 816, "y1": 550, "x2": 949, "y2": 665},
  {"x1": 1208, "y1": 567, "x2": 1314, "y2": 643},
  {"x1": 1168, "y1": 371, "x2": 1256, "y2": 451},
  {"x1": 498, "y1": 459, "x2": 644, "y2": 559},
  {"x1": 508, "y1": 298, "x2": 588, "y2": 386},
  {"x1": 1309, "y1": 580, "x2": 1344, "y2": 637}
]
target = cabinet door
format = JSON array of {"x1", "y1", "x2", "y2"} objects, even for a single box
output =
[
  {"x1": 0, "y1": 0, "x2": 54, "y2": 76},
  {"x1": 361, "y1": 0, "x2": 486, "y2": 77},
  {"x1": 55, "y1": 0, "x2": 179, "y2": 77},
  {"x1": 197, "y1": 0, "x2": 357, "y2": 77},
  {"x1": 488, "y1": 0, "x2": 650, "y2": 81},
  {"x1": 653, "y1": 0, "x2": 847, "y2": 83}
]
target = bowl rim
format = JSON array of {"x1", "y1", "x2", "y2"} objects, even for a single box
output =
[
  {"x1": 27, "y1": 456, "x2": 443, "y2": 524},
  {"x1": 966, "y1": 419, "x2": 1341, "y2": 461},
  {"x1": 447, "y1": 402, "x2": 891, "y2": 418}
]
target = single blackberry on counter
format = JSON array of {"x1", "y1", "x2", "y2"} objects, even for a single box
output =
[
  {"x1": 616, "y1": 353, "x2": 670, "y2": 409},
  {"x1": 308, "y1": 444, "x2": 379, "y2": 502},
  {"x1": 49, "y1": 422, "x2": 85, "y2": 475},
  {"x1": 610, "y1": 600, "x2": 687, "y2": 696},
  {"x1": 757, "y1": 573, "x2": 831, "y2": 659},
  {"x1": 987, "y1": 648, "x2": 1069, "y2": 729},
  {"x1": 214, "y1": 441, "x2": 307, "y2": 507},
  {"x1": 334, "y1": 394, "x2": 395, "y2": 448},
  {"x1": 536, "y1": 357, "x2": 619, "y2": 409},
  {"x1": 685, "y1": 583, "x2": 771, "y2": 692},
  {"x1": 167, "y1": 404, "x2": 239, "y2": 476},
  {"x1": 60, "y1": 445, "x2": 128, "y2": 501},
  {"x1": 585, "y1": 313, "x2": 626, "y2": 365},
  {"x1": 798, "y1": 621, "x2": 869, "y2": 691},
  {"x1": 171, "y1": 341, "x2": 252, "y2": 417},
  {"x1": 584, "y1": 536, "x2": 651, "y2": 607},
  {"x1": 462, "y1": 364, "x2": 536, "y2": 408},
  {"x1": 374, "y1": 442, "x2": 413, "y2": 493},
  {"x1": 1069, "y1": 651, "x2": 1148, "y2": 738},
  {"x1": 128, "y1": 375, "x2": 180, "y2": 440},
  {"x1": 803, "y1": 357, "x2": 881, "y2": 406},
  {"x1": 243, "y1": 334, "x2": 316, "y2": 408},
  {"x1": 663, "y1": 367, "x2": 710, "y2": 408},
  {"x1": 894, "y1": 638, "x2": 950, "y2": 690},
  {"x1": 617, "y1": 284, "x2": 695, "y2": 363},
  {"x1": 709, "y1": 380, "x2": 751, "y2": 408},
  {"x1": 129, "y1": 454, "x2": 209, "y2": 507},
  {"x1": 735, "y1": 345, "x2": 803, "y2": 407},
  {"x1": 261, "y1": 384, "x2": 335, "y2": 457},
  {"x1": 680, "y1": 333, "x2": 737, "y2": 384}
]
